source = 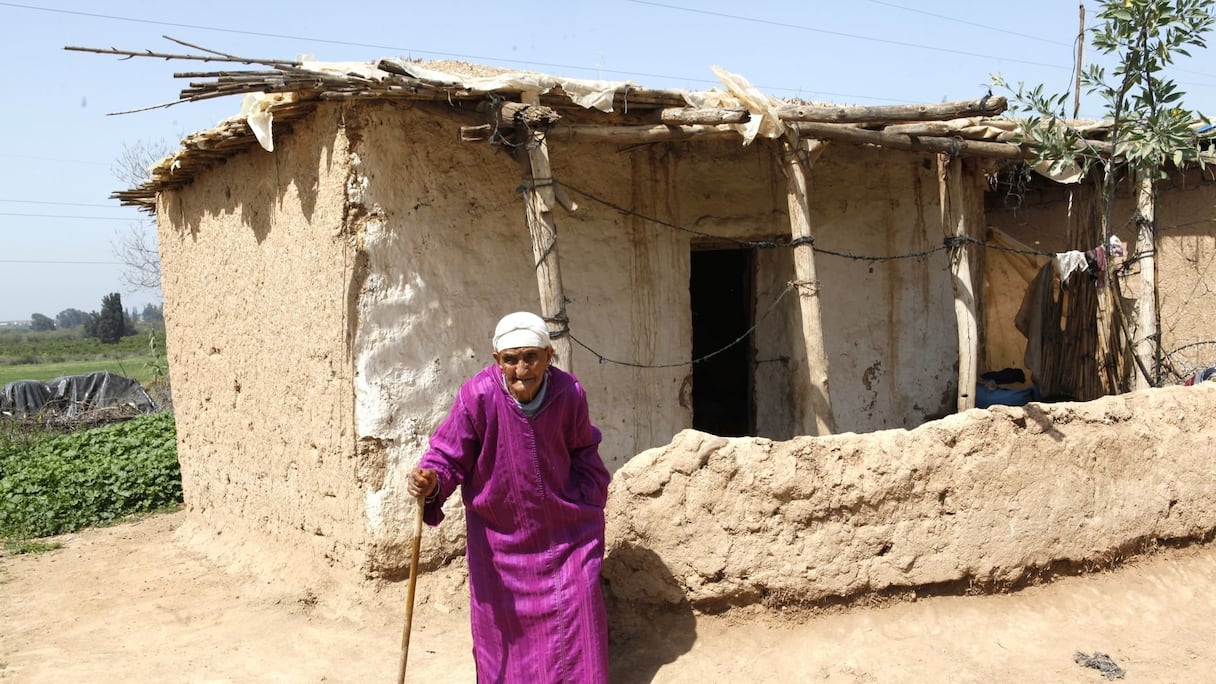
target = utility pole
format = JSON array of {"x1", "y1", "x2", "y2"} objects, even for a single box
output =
[{"x1": 1074, "y1": 3, "x2": 1086, "y2": 119}]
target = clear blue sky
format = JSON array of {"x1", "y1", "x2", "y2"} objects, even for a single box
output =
[{"x1": 2, "y1": 1, "x2": 1215, "y2": 322}]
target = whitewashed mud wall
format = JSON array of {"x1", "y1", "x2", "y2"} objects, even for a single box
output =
[
  {"x1": 349, "y1": 105, "x2": 696, "y2": 570},
  {"x1": 555, "y1": 143, "x2": 692, "y2": 463},
  {"x1": 352, "y1": 122, "x2": 968, "y2": 573},
  {"x1": 157, "y1": 105, "x2": 367, "y2": 581},
  {"x1": 157, "y1": 99, "x2": 1007, "y2": 581},
  {"x1": 352, "y1": 119, "x2": 967, "y2": 567},
  {"x1": 603, "y1": 384, "x2": 1216, "y2": 609},
  {"x1": 349, "y1": 102, "x2": 531, "y2": 569}
]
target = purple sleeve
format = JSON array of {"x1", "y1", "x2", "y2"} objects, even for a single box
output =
[
  {"x1": 569, "y1": 383, "x2": 610, "y2": 508},
  {"x1": 417, "y1": 391, "x2": 481, "y2": 526}
]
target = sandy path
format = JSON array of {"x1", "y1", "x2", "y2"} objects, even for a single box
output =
[{"x1": 2, "y1": 511, "x2": 1214, "y2": 683}]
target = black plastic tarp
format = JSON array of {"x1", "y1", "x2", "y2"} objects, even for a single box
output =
[
  {"x1": 1, "y1": 380, "x2": 52, "y2": 416},
  {"x1": 1, "y1": 371, "x2": 156, "y2": 419}
]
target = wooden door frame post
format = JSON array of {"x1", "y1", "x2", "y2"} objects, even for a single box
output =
[
  {"x1": 939, "y1": 154, "x2": 983, "y2": 411},
  {"x1": 516, "y1": 93, "x2": 574, "y2": 371},
  {"x1": 780, "y1": 134, "x2": 837, "y2": 436},
  {"x1": 1134, "y1": 174, "x2": 1158, "y2": 390}
]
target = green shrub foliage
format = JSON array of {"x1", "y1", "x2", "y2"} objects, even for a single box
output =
[{"x1": 0, "y1": 412, "x2": 181, "y2": 538}]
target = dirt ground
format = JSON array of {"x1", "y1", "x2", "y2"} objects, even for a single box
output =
[{"x1": 2, "y1": 511, "x2": 1214, "y2": 683}]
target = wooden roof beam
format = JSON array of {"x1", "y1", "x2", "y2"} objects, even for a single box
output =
[
  {"x1": 779, "y1": 96, "x2": 1007, "y2": 123},
  {"x1": 469, "y1": 111, "x2": 1118, "y2": 164},
  {"x1": 790, "y1": 121, "x2": 1027, "y2": 159},
  {"x1": 660, "y1": 108, "x2": 750, "y2": 125},
  {"x1": 655, "y1": 96, "x2": 1007, "y2": 127},
  {"x1": 519, "y1": 121, "x2": 1031, "y2": 159}
]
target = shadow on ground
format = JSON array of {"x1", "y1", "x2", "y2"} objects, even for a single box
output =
[{"x1": 604, "y1": 543, "x2": 696, "y2": 683}]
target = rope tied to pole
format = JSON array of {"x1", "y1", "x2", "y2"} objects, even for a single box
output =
[
  {"x1": 790, "y1": 278, "x2": 820, "y2": 295},
  {"x1": 543, "y1": 311, "x2": 570, "y2": 340}
]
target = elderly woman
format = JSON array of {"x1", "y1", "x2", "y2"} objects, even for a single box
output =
[{"x1": 407, "y1": 311, "x2": 611, "y2": 683}]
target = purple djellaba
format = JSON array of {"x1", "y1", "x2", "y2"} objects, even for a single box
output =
[{"x1": 409, "y1": 312, "x2": 611, "y2": 683}]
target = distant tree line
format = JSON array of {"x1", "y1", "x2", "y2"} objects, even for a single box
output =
[
  {"x1": 28, "y1": 295, "x2": 163, "y2": 343},
  {"x1": 29, "y1": 313, "x2": 56, "y2": 332}
]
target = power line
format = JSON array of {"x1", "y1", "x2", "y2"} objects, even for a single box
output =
[
  {"x1": 0, "y1": 152, "x2": 109, "y2": 167},
  {"x1": 7, "y1": 0, "x2": 1212, "y2": 119},
  {"x1": 623, "y1": 0, "x2": 1071, "y2": 71},
  {"x1": 0, "y1": 259, "x2": 123, "y2": 265},
  {"x1": 555, "y1": 179, "x2": 1058, "y2": 262},
  {"x1": 626, "y1": 1, "x2": 1216, "y2": 89},
  {"x1": 1, "y1": 2, "x2": 726, "y2": 89},
  {"x1": 3, "y1": 0, "x2": 1031, "y2": 104},
  {"x1": 892, "y1": 0, "x2": 1216, "y2": 82},
  {"x1": 0, "y1": 199, "x2": 123, "y2": 209},
  {"x1": 861, "y1": 0, "x2": 1071, "y2": 46},
  {"x1": 0, "y1": 212, "x2": 133, "y2": 222}
]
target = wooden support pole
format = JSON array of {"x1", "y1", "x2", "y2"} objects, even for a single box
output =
[
  {"x1": 465, "y1": 119, "x2": 1115, "y2": 163},
  {"x1": 544, "y1": 123, "x2": 741, "y2": 145},
  {"x1": 1134, "y1": 175, "x2": 1158, "y2": 390},
  {"x1": 517, "y1": 93, "x2": 573, "y2": 371},
  {"x1": 778, "y1": 95, "x2": 1006, "y2": 123},
  {"x1": 654, "y1": 96, "x2": 1006, "y2": 127},
  {"x1": 939, "y1": 154, "x2": 982, "y2": 411},
  {"x1": 660, "y1": 107, "x2": 750, "y2": 125},
  {"x1": 1074, "y1": 4, "x2": 1086, "y2": 120},
  {"x1": 780, "y1": 135, "x2": 837, "y2": 436},
  {"x1": 542, "y1": 122, "x2": 1035, "y2": 159},
  {"x1": 494, "y1": 101, "x2": 562, "y2": 128},
  {"x1": 1090, "y1": 185, "x2": 1123, "y2": 397},
  {"x1": 791, "y1": 122, "x2": 1035, "y2": 159}
]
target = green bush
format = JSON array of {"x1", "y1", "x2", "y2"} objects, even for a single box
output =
[{"x1": 0, "y1": 412, "x2": 181, "y2": 539}]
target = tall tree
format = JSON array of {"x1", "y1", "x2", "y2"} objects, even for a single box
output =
[
  {"x1": 112, "y1": 138, "x2": 173, "y2": 291},
  {"x1": 113, "y1": 224, "x2": 162, "y2": 291},
  {"x1": 141, "y1": 302, "x2": 165, "y2": 323},
  {"x1": 83, "y1": 312, "x2": 99, "y2": 339},
  {"x1": 995, "y1": 0, "x2": 1215, "y2": 390},
  {"x1": 56, "y1": 308, "x2": 88, "y2": 329},
  {"x1": 96, "y1": 292, "x2": 127, "y2": 344},
  {"x1": 29, "y1": 313, "x2": 56, "y2": 331}
]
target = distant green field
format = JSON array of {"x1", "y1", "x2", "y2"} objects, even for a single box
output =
[
  {"x1": 0, "y1": 328, "x2": 161, "y2": 361},
  {"x1": 0, "y1": 356, "x2": 158, "y2": 387},
  {"x1": 0, "y1": 326, "x2": 165, "y2": 388}
]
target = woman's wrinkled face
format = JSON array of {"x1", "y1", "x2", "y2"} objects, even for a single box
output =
[{"x1": 494, "y1": 346, "x2": 553, "y2": 402}]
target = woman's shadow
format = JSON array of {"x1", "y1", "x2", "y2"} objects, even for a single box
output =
[{"x1": 603, "y1": 542, "x2": 697, "y2": 684}]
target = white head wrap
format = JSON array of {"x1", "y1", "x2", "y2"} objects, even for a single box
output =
[{"x1": 492, "y1": 311, "x2": 551, "y2": 351}]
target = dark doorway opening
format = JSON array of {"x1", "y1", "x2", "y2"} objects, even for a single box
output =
[{"x1": 690, "y1": 248, "x2": 754, "y2": 437}]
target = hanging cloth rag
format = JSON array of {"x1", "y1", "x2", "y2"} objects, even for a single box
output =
[
  {"x1": 1015, "y1": 263, "x2": 1056, "y2": 386},
  {"x1": 1090, "y1": 246, "x2": 1109, "y2": 287},
  {"x1": 1083, "y1": 235, "x2": 1124, "y2": 288},
  {"x1": 1053, "y1": 251, "x2": 1088, "y2": 284}
]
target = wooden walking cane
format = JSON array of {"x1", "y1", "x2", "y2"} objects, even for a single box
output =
[{"x1": 396, "y1": 494, "x2": 425, "y2": 684}]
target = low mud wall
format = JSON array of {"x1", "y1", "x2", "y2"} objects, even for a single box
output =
[{"x1": 602, "y1": 384, "x2": 1216, "y2": 609}]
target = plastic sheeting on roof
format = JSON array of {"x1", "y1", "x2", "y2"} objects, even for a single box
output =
[
  {"x1": 241, "y1": 92, "x2": 290, "y2": 152},
  {"x1": 710, "y1": 66, "x2": 786, "y2": 145},
  {"x1": 239, "y1": 59, "x2": 634, "y2": 152},
  {"x1": 379, "y1": 58, "x2": 631, "y2": 112}
]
